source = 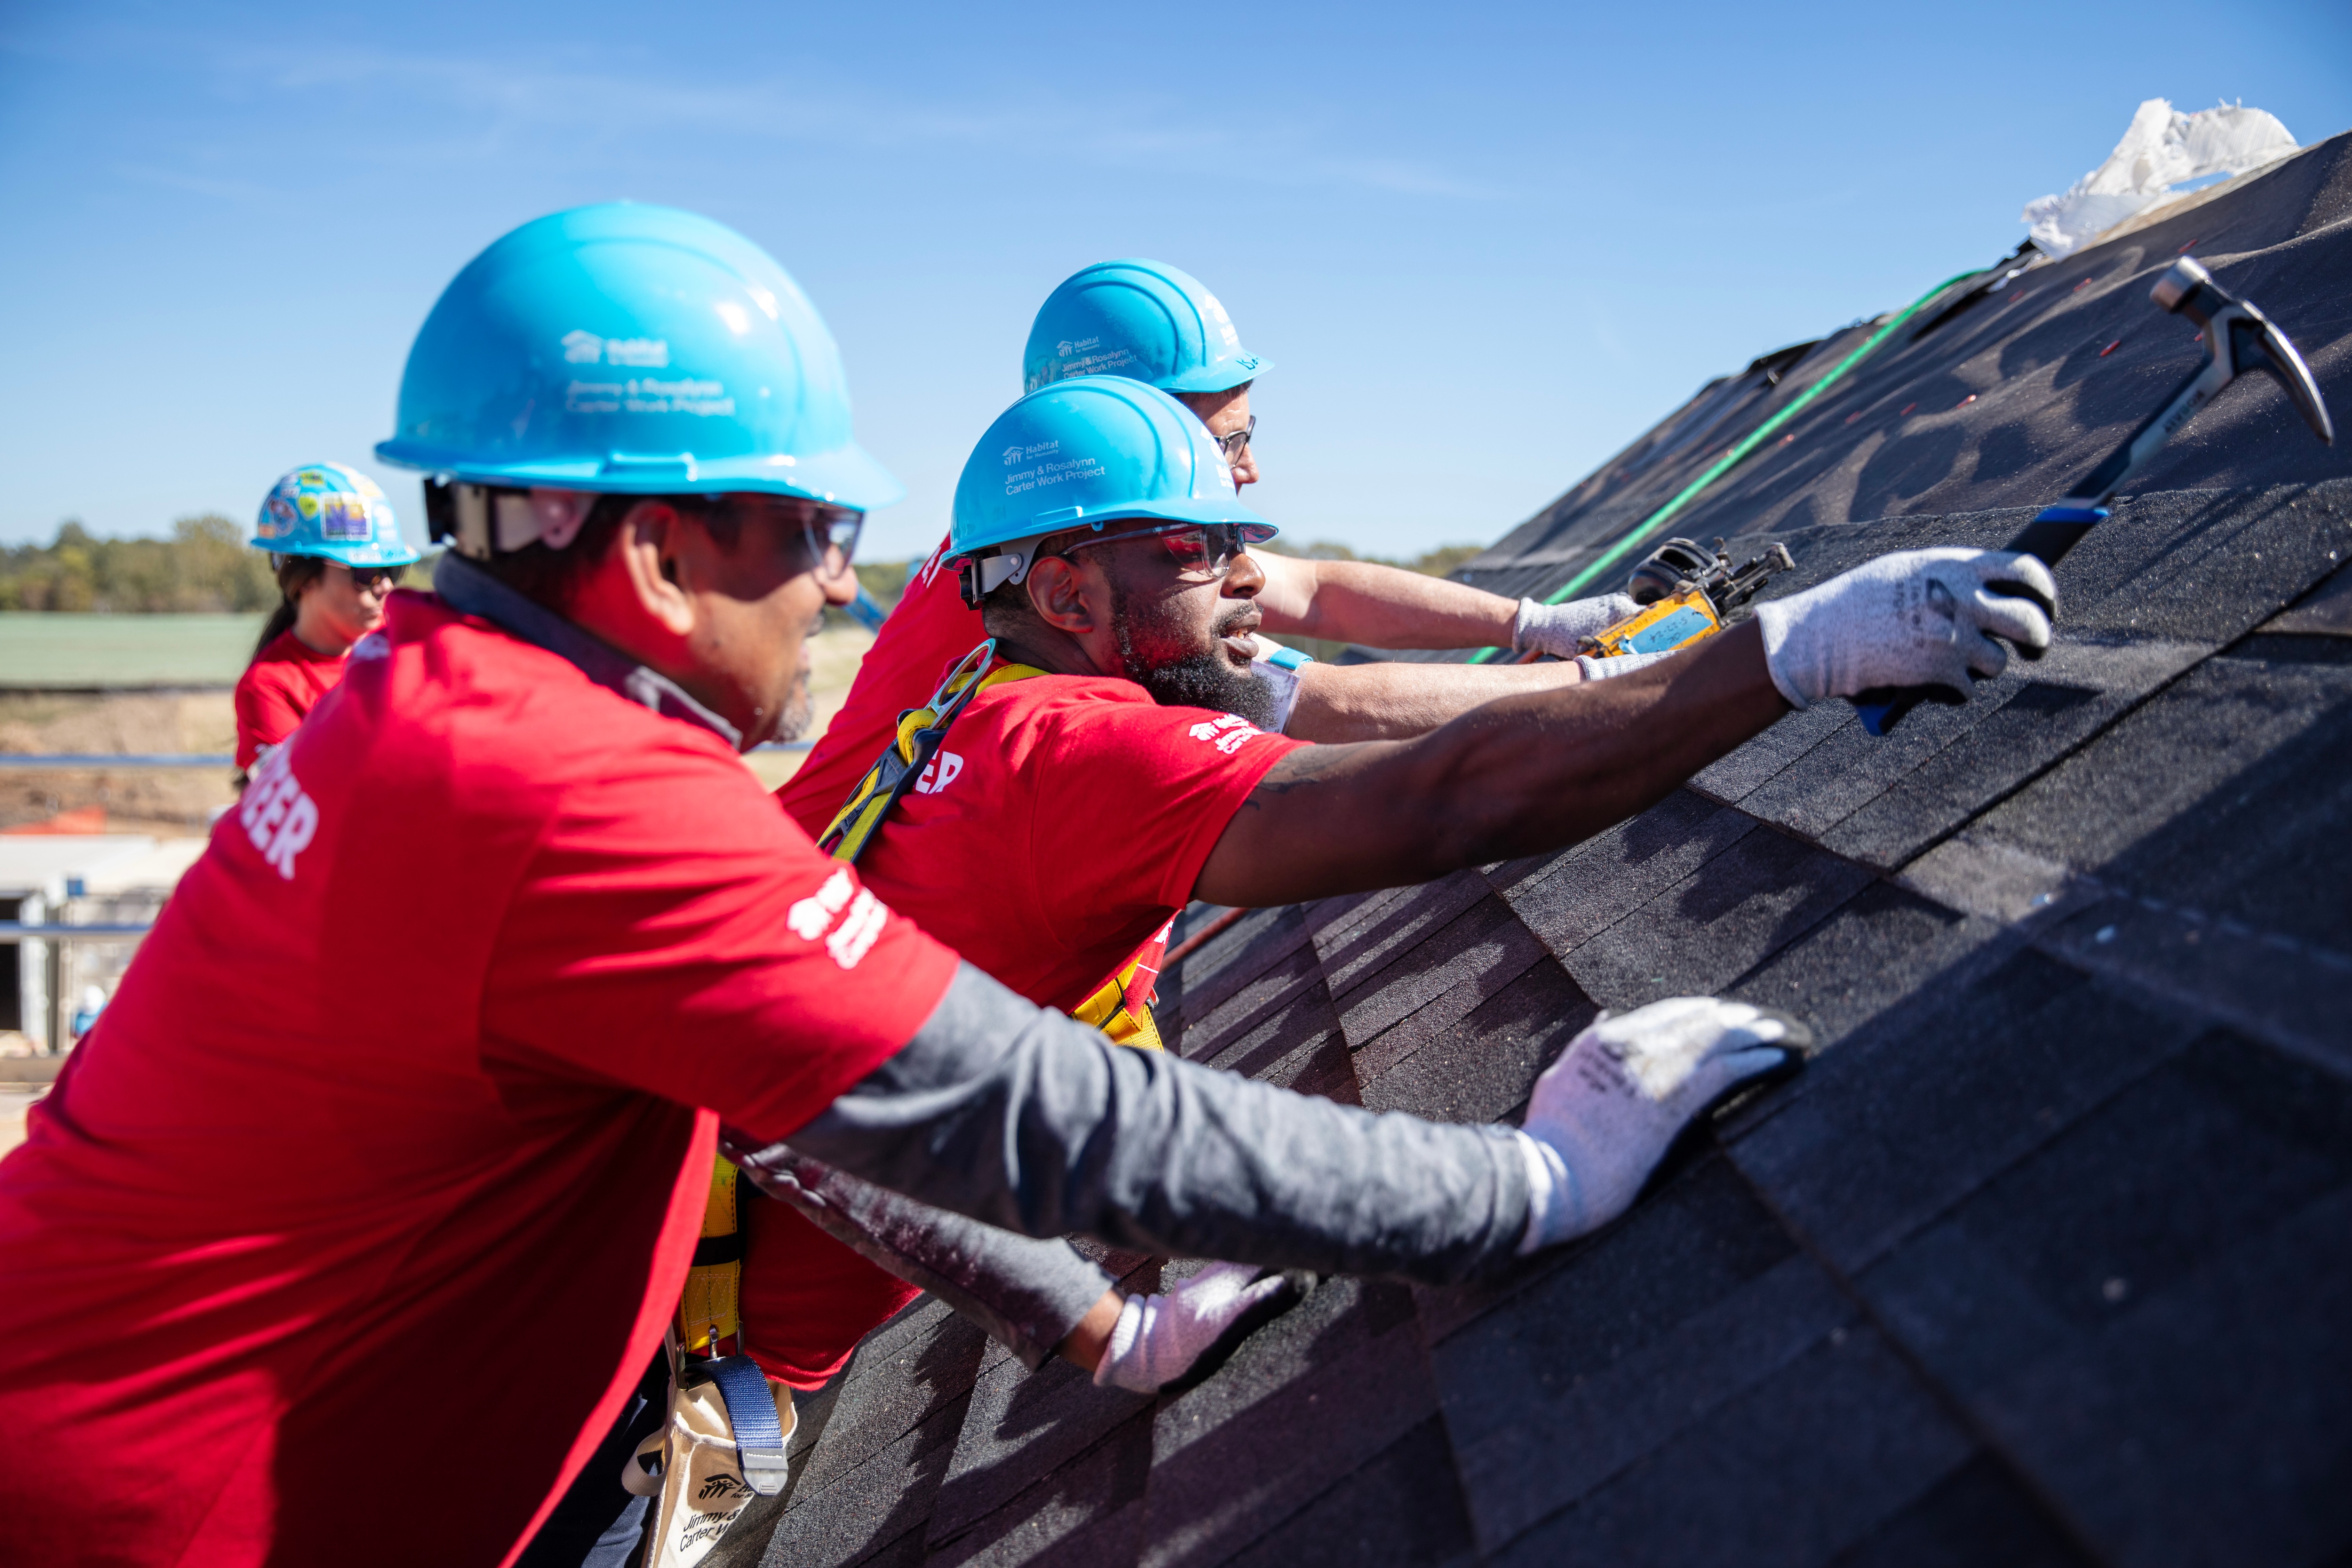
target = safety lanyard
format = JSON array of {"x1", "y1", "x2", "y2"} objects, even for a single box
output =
[{"x1": 816, "y1": 639, "x2": 1041, "y2": 864}]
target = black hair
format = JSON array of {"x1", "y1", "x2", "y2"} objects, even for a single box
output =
[{"x1": 250, "y1": 555, "x2": 329, "y2": 662}]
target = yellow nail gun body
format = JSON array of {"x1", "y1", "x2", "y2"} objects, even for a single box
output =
[{"x1": 1577, "y1": 538, "x2": 1796, "y2": 661}]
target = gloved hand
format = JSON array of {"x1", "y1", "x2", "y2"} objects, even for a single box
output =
[
  {"x1": 1750, "y1": 548, "x2": 2056, "y2": 709},
  {"x1": 1516, "y1": 998, "x2": 1807, "y2": 1253},
  {"x1": 1573, "y1": 648, "x2": 1678, "y2": 682},
  {"x1": 1515, "y1": 593, "x2": 1642, "y2": 658},
  {"x1": 1092, "y1": 1261, "x2": 1303, "y2": 1393}
]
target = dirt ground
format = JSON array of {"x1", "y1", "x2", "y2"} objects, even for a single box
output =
[
  {"x1": 0, "y1": 625, "x2": 878, "y2": 830},
  {"x1": 0, "y1": 691, "x2": 241, "y2": 833}
]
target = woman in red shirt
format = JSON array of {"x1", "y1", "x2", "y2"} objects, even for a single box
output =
[{"x1": 235, "y1": 462, "x2": 421, "y2": 774}]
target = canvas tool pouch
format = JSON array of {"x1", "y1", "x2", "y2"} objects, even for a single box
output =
[{"x1": 622, "y1": 1338, "x2": 796, "y2": 1568}]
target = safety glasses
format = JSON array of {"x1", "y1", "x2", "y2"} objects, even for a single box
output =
[
  {"x1": 723, "y1": 497, "x2": 863, "y2": 580},
  {"x1": 1058, "y1": 519, "x2": 1277, "y2": 579},
  {"x1": 1210, "y1": 416, "x2": 1256, "y2": 463},
  {"x1": 342, "y1": 566, "x2": 401, "y2": 593}
]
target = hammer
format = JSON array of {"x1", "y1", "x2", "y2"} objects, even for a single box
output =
[{"x1": 1854, "y1": 254, "x2": 2335, "y2": 736}]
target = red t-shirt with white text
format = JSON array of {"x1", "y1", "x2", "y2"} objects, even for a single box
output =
[
  {"x1": 0, "y1": 591, "x2": 959, "y2": 1568},
  {"x1": 848, "y1": 667, "x2": 1303, "y2": 1014},
  {"x1": 234, "y1": 628, "x2": 349, "y2": 769},
  {"x1": 739, "y1": 660, "x2": 1304, "y2": 1385}
]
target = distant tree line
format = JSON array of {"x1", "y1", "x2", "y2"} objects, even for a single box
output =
[
  {"x1": 1261, "y1": 538, "x2": 1488, "y2": 580},
  {"x1": 0, "y1": 517, "x2": 280, "y2": 613}
]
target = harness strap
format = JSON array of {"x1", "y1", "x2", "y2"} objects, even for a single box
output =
[
  {"x1": 817, "y1": 639, "x2": 1044, "y2": 866},
  {"x1": 699, "y1": 1354, "x2": 791, "y2": 1495},
  {"x1": 1071, "y1": 919, "x2": 1174, "y2": 1052},
  {"x1": 677, "y1": 1160, "x2": 743, "y2": 1354}
]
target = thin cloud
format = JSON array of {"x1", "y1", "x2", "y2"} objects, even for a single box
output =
[{"x1": 90, "y1": 29, "x2": 1508, "y2": 204}]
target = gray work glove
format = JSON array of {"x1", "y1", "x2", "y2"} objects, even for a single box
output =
[
  {"x1": 1515, "y1": 998, "x2": 1806, "y2": 1252},
  {"x1": 1751, "y1": 548, "x2": 2056, "y2": 709},
  {"x1": 1093, "y1": 1261, "x2": 1304, "y2": 1393},
  {"x1": 1515, "y1": 593, "x2": 1642, "y2": 658}
]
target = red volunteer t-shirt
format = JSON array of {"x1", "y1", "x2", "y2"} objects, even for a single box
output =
[
  {"x1": 850, "y1": 667, "x2": 1304, "y2": 1014},
  {"x1": 776, "y1": 534, "x2": 979, "y2": 842},
  {"x1": 0, "y1": 591, "x2": 959, "y2": 1568},
  {"x1": 234, "y1": 628, "x2": 350, "y2": 769},
  {"x1": 740, "y1": 656, "x2": 1305, "y2": 1386}
]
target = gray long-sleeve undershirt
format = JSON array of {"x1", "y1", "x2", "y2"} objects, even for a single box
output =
[
  {"x1": 727, "y1": 1144, "x2": 1115, "y2": 1370},
  {"x1": 763, "y1": 962, "x2": 1531, "y2": 1286}
]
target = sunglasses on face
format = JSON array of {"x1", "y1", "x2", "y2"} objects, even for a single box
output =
[
  {"x1": 342, "y1": 566, "x2": 400, "y2": 593},
  {"x1": 1057, "y1": 519, "x2": 1278, "y2": 578},
  {"x1": 1210, "y1": 416, "x2": 1256, "y2": 463}
]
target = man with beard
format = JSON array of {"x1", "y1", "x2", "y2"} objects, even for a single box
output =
[
  {"x1": 774, "y1": 256, "x2": 1643, "y2": 850},
  {"x1": 726, "y1": 373, "x2": 2057, "y2": 1405}
]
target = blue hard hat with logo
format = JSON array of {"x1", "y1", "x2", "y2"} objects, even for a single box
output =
[
  {"x1": 1022, "y1": 260, "x2": 1270, "y2": 397},
  {"x1": 375, "y1": 202, "x2": 901, "y2": 510},
  {"x1": 252, "y1": 463, "x2": 421, "y2": 567},
  {"x1": 950, "y1": 377, "x2": 1273, "y2": 597}
]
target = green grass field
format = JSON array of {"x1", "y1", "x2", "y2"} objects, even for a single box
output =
[{"x1": 0, "y1": 613, "x2": 268, "y2": 688}]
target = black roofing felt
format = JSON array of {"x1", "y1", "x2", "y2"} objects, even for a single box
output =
[{"x1": 714, "y1": 132, "x2": 2352, "y2": 1568}]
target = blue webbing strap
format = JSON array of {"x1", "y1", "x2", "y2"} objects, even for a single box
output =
[{"x1": 702, "y1": 1354, "x2": 789, "y2": 1496}]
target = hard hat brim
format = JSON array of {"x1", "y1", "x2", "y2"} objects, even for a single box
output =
[
  {"x1": 949, "y1": 493, "x2": 1275, "y2": 565},
  {"x1": 1157, "y1": 355, "x2": 1269, "y2": 395},
  {"x1": 373, "y1": 438, "x2": 906, "y2": 513},
  {"x1": 249, "y1": 537, "x2": 426, "y2": 568}
]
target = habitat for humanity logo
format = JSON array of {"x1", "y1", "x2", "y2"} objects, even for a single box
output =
[
  {"x1": 560, "y1": 330, "x2": 669, "y2": 367},
  {"x1": 1003, "y1": 439, "x2": 1061, "y2": 466},
  {"x1": 1057, "y1": 337, "x2": 1099, "y2": 358}
]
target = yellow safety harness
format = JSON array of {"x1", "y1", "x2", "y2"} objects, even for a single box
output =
[
  {"x1": 818, "y1": 637, "x2": 1168, "y2": 1053},
  {"x1": 696, "y1": 641, "x2": 1176, "y2": 1359},
  {"x1": 818, "y1": 639, "x2": 1041, "y2": 864},
  {"x1": 678, "y1": 1159, "x2": 745, "y2": 1353}
]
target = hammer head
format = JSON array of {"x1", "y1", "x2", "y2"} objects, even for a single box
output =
[{"x1": 2151, "y1": 256, "x2": 2335, "y2": 445}]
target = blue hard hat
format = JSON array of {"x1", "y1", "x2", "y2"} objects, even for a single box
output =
[
  {"x1": 950, "y1": 377, "x2": 1272, "y2": 592},
  {"x1": 376, "y1": 203, "x2": 901, "y2": 510},
  {"x1": 252, "y1": 463, "x2": 421, "y2": 568},
  {"x1": 1022, "y1": 260, "x2": 1270, "y2": 397}
]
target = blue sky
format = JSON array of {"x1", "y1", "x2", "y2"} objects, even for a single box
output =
[{"x1": 3, "y1": 0, "x2": 2347, "y2": 563}]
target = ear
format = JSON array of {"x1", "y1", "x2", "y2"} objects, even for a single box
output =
[
  {"x1": 1022, "y1": 555, "x2": 1103, "y2": 636},
  {"x1": 613, "y1": 501, "x2": 697, "y2": 637}
]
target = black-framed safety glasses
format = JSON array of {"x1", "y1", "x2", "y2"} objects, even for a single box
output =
[
  {"x1": 341, "y1": 565, "x2": 401, "y2": 593},
  {"x1": 1210, "y1": 416, "x2": 1256, "y2": 463},
  {"x1": 1057, "y1": 519, "x2": 1277, "y2": 579}
]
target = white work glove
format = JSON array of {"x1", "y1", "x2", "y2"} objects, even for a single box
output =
[
  {"x1": 1092, "y1": 1262, "x2": 1299, "y2": 1393},
  {"x1": 1516, "y1": 998, "x2": 1806, "y2": 1253},
  {"x1": 1573, "y1": 648, "x2": 1679, "y2": 682},
  {"x1": 1750, "y1": 548, "x2": 2056, "y2": 709},
  {"x1": 1515, "y1": 593, "x2": 1642, "y2": 658}
]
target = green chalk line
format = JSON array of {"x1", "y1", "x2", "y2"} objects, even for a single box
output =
[{"x1": 1469, "y1": 269, "x2": 1979, "y2": 663}]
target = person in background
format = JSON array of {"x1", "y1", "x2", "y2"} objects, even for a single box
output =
[
  {"x1": 68, "y1": 986, "x2": 105, "y2": 1043},
  {"x1": 234, "y1": 462, "x2": 422, "y2": 777}
]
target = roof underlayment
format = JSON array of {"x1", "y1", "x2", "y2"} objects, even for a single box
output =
[{"x1": 715, "y1": 130, "x2": 2352, "y2": 1568}]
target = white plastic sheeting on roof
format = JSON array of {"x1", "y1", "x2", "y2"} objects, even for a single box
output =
[{"x1": 2023, "y1": 98, "x2": 2298, "y2": 258}]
